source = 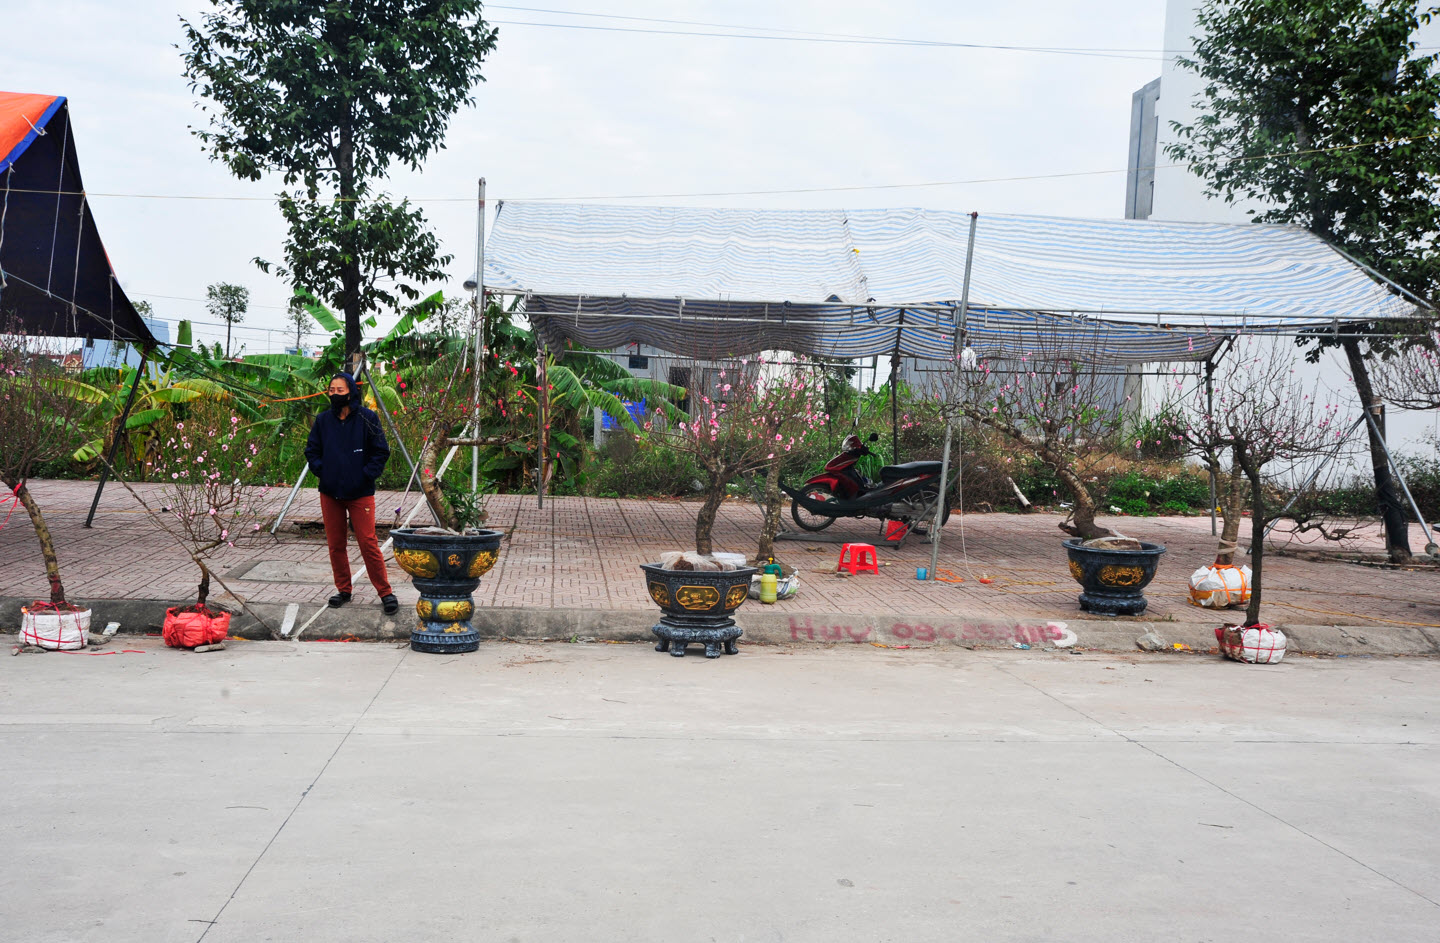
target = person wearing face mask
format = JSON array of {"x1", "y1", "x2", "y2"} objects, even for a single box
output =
[{"x1": 304, "y1": 372, "x2": 399, "y2": 614}]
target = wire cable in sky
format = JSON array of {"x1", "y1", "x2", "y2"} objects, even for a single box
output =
[
  {"x1": 490, "y1": 5, "x2": 1440, "y2": 57},
  {"x1": 7, "y1": 129, "x2": 1435, "y2": 205},
  {"x1": 487, "y1": 18, "x2": 1164, "y2": 60},
  {"x1": 487, "y1": 4, "x2": 1166, "y2": 58}
]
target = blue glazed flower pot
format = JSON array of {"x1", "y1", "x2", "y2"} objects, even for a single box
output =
[{"x1": 391, "y1": 528, "x2": 502, "y2": 653}]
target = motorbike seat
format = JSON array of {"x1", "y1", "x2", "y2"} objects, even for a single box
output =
[{"x1": 879, "y1": 460, "x2": 944, "y2": 483}]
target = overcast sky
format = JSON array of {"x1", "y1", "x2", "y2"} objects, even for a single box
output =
[{"x1": 8, "y1": 1, "x2": 1166, "y2": 353}]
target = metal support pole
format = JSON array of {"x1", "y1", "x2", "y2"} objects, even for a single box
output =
[
  {"x1": 1205, "y1": 359, "x2": 1217, "y2": 536},
  {"x1": 536, "y1": 339, "x2": 548, "y2": 509},
  {"x1": 1362, "y1": 407, "x2": 1439, "y2": 556},
  {"x1": 357, "y1": 359, "x2": 440, "y2": 525},
  {"x1": 890, "y1": 314, "x2": 902, "y2": 463},
  {"x1": 270, "y1": 466, "x2": 308, "y2": 534},
  {"x1": 84, "y1": 345, "x2": 150, "y2": 528},
  {"x1": 471, "y1": 177, "x2": 486, "y2": 491},
  {"x1": 929, "y1": 212, "x2": 978, "y2": 581}
]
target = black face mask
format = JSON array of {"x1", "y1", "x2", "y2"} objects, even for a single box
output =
[{"x1": 329, "y1": 393, "x2": 350, "y2": 412}]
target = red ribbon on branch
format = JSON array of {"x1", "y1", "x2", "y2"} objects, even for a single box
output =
[{"x1": 0, "y1": 481, "x2": 23, "y2": 534}]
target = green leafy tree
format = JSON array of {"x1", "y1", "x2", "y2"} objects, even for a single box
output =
[
  {"x1": 1167, "y1": 0, "x2": 1440, "y2": 561},
  {"x1": 285, "y1": 298, "x2": 311, "y2": 353},
  {"x1": 181, "y1": 1, "x2": 499, "y2": 358},
  {"x1": 205, "y1": 282, "x2": 249, "y2": 358}
]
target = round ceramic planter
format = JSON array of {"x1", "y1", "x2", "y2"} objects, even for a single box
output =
[
  {"x1": 1062, "y1": 538, "x2": 1166, "y2": 616},
  {"x1": 391, "y1": 528, "x2": 502, "y2": 654},
  {"x1": 639, "y1": 563, "x2": 757, "y2": 658}
]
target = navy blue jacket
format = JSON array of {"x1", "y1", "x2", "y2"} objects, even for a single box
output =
[{"x1": 305, "y1": 393, "x2": 391, "y2": 501}]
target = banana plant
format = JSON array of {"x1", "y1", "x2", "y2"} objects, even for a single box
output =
[{"x1": 57, "y1": 345, "x2": 236, "y2": 468}]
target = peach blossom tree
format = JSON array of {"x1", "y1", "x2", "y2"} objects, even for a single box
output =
[{"x1": 643, "y1": 359, "x2": 828, "y2": 557}]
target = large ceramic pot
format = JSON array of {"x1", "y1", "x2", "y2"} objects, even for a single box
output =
[
  {"x1": 640, "y1": 563, "x2": 757, "y2": 658},
  {"x1": 391, "y1": 528, "x2": 503, "y2": 653},
  {"x1": 1062, "y1": 538, "x2": 1166, "y2": 616}
]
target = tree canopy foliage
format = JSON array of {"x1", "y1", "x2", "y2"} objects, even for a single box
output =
[
  {"x1": 181, "y1": 1, "x2": 499, "y2": 355},
  {"x1": 1168, "y1": 0, "x2": 1440, "y2": 561},
  {"x1": 1168, "y1": 0, "x2": 1440, "y2": 300}
]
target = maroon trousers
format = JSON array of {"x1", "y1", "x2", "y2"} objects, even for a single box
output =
[{"x1": 319, "y1": 494, "x2": 393, "y2": 597}]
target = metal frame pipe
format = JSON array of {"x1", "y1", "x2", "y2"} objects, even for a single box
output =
[
  {"x1": 929, "y1": 212, "x2": 978, "y2": 581},
  {"x1": 84, "y1": 345, "x2": 151, "y2": 528}
]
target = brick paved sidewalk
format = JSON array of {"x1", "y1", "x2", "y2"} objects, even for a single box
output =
[{"x1": 2, "y1": 479, "x2": 1437, "y2": 629}]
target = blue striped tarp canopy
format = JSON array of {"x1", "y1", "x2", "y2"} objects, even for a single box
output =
[{"x1": 482, "y1": 203, "x2": 1417, "y2": 364}]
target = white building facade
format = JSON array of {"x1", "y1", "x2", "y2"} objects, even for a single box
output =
[{"x1": 1123, "y1": 0, "x2": 1440, "y2": 471}]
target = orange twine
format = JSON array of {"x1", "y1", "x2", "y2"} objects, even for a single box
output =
[{"x1": 261, "y1": 391, "x2": 326, "y2": 404}]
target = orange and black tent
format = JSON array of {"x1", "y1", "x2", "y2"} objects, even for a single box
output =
[{"x1": 0, "y1": 91, "x2": 156, "y2": 346}]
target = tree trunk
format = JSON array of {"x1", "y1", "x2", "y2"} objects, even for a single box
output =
[
  {"x1": 1343, "y1": 338, "x2": 1412, "y2": 562},
  {"x1": 12, "y1": 482, "x2": 65, "y2": 604},
  {"x1": 1215, "y1": 462, "x2": 1247, "y2": 566},
  {"x1": 417, "y1": 437, "x2": 458, "y2": 531},
  {"x1": 1054, "y1": 465, "x2": 1116, "y2": 540},
  {"x1": 196, "y1": 562, "x2": 210, "y2": 608},
  {"x1": 1245, "y1": 471, "x2": 1265, "y2": 627},
  {"x1": 754, "y1": 458, "x2": 784, "y2": 563},
  {"x1": 694, "y1": 477, "x2": 727, "y2": 556},
  {"x1": 338, "y1": 113, "x2": 363, "y2": 359}
]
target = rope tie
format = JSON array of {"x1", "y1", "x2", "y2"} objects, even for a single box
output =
[{"x1": 0, "y1": 481, "x2": 23, "y2": 533}]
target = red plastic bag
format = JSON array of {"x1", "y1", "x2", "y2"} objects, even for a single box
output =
[{"x1": 162, "y1": 606, "x2": 231, "y2": 648}]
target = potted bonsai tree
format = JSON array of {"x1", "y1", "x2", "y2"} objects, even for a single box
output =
[
  {"x1": 387, "y1": 352, "x2": 511, "y2": 654},
  {"x1": 0, "y1": 327, "x2": 89, "y2": 649},
  {"x1": 942, "y1": 331, "x2": 1167, "y2": 614},
  {"x1": 638, "y1": 358, "x2": 826, "y2": 657},
  {"x1": 1173, "y1": 339, "x2": 1345, "y2": 655}
]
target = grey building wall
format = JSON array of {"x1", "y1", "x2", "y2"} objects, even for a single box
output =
[{"x1": 1125, "y1": 77, "x2": 1162, "y2": 220}]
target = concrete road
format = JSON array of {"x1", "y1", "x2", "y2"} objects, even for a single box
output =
[{"x1": 2, "y1": 637, "x2": 1437, "y2": 943}]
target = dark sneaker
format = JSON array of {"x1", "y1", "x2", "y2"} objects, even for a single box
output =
[
  {"x1": 328, "y1": 592, "x2": 352, "y2": 608},
  {"x1": 381, "y1": 595, "x2": 399, "y2": 615}
]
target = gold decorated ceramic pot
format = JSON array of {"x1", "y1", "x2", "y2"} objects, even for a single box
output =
[
  {"x1": 638, "y1": 562, "x2": 757, "y2": 659},
  {"x1": 390, "y1": 528, "x2": 503, "y2": 655},
  {"x1": 724, "y1": 585, "x2": 748, "y2": 610},
  {"x1": 1062, "y1": 539, "x2": 1166, "y2": 617}
]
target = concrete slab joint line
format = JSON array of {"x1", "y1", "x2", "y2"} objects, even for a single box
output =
[{"x1": 193, "y1": 648, "x2": 409, "y2": 941}]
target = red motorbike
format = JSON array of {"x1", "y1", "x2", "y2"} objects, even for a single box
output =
[{"x1": 784, "y1": 433, "x2": 952, "y2": 533}]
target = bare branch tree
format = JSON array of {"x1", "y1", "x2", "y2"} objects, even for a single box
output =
[
  {"x1": 1371, "y1": 328, "x2": 1440, "y2": 410},
  {"x1": 0, "y1": 325, "x2": 87, "y2": 605},
  {"x1": 142, "y1": 402, "x2": 277, "y2": 611},
  {"x1": 1170, "y1": 337, "x2": 1352, "y2": 626},
  {"x1": 936, "y1": 328, "x2": 1128, "y2": 540}
]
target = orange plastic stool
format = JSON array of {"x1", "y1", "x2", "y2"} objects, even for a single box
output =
[{"x1": 838, "y1": 543, "x2": 879, "y2": 575}]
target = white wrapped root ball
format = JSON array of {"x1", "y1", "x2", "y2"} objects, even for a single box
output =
[{"x1": 1189, "y1": 564, "x2": 1251, "y2": 609}]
